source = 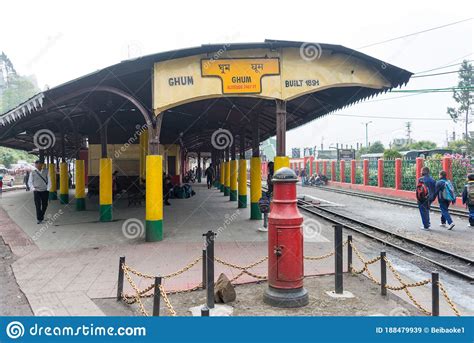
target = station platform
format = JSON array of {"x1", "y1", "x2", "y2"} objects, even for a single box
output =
[{"x1": 0, "y1": 183, "x2": 337, "y2": 316}]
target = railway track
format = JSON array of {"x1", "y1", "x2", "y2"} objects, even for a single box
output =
[
  {"x1": 256, "y1": 183, "x2": 473, "y2": 281},
  {"x1": 298, "y1": 198, "x2": 474, "y2": 282},
  {"x1": 301, "y1": 184, "x2": 469, "y2": 218}
]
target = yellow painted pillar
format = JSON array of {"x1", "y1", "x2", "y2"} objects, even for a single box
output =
[
  {"x1": 48, "y1": 163, "x2": 57, "y2": 200},
  {"x1": 146, "y1": 155, "x2": 163, "y2": 241},
  {"x1": 219, "y1": 161, "x2": 224, "y2": 192},
  {"x1": 238, "y1": 158, "x2": 247, "y2": 208},
  {"x1": 274, "y1": 156, "x2": 290, "y2": 172},
  {"x1": 229, "y1": 159, "x2": 238, "y2": 201},
  {"x1": 224, "y1": 161, "x2": 230, "y2": 196},
  {"x1": 250, "y1": 157, "x2": 262, "y2": 219},
  {"x1": 99, "y1": 158, "x2": 113, "y2": 222},
  {"x1": 59, "y1": 162, "x2": 69, "y2": 204},
  {"x1": 139, "y1": 129, "x2": 149, "y2": 182},
  {"x1": 75, "y1": 160, "x2": 86, "y2": 211}
]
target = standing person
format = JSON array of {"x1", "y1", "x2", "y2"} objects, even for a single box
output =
[
  {"x1": 204, "y1": 163, "x2": 214, "y2": 189},
  {"x1": 28, "y1": 160, "x2": 49, "y2": 224},
  {"x1": 435, "y1": 170, "x2": 456, "y2": 230},
  {"x1": 461, "y1": 173, "x2": 474, "y2": 228},
  {"x1": 266, "y1": 161, "x2": 274, "y2": 198},
  {"x1": 24, "y1": 171, "x2": 31, "y2": 191},
  {"x1": 416, "y1": 167, "x2": 436, "y2": 230}
]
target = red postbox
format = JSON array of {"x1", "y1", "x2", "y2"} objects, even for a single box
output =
[{"x1": 263, "y1": 167, "x2": 308, "y2": 308}]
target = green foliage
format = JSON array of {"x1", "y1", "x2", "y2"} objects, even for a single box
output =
[
  {"x1": 0, "y1": 75, "x2": 40, "y2": 114},
  {"x1": 383, "y1": 149, "x2": 402, "y2": 159},
  {"x1": 407, "y1": 140, "x2": 437, "y2": 150},
  {"x1": 367, "y1": 141, "x2": 384, "y2": 153},
  {"x1": 0, "y1": 147, "x2": 35, "y2": 168},
  {"x1": 447, "y1": 139, "x2": 474, "y2": 154},
  {"x1": 446, "y1": 60, "x2": 473, "y2": 150}
]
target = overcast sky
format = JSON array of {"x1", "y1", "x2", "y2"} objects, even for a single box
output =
[{"x1": 1, "y1": 0, "x2": 472, "y2": 151}]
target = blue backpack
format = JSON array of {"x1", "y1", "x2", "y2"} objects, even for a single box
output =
[{"x1": 442, "y1": 180, "x2": 456, "y2": 202}]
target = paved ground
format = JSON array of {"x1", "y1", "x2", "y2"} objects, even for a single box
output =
[
  {"x1": 298, "y1": 184, "x2": 474, "y2": 259},
  {"x1": 0, "y1": 182, "x2": 471, "y2": 316}
]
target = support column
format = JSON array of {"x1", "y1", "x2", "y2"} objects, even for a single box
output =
[
  {"x1": 146, "y1": 114, "x2": 163, "y2": 241},
  {"x1": 75, "y1": 159, "x2": 86, "y2": 210},
  {"x1": 48, "y1": 162, "x2": 58, "y2": 200},
  {"x1": 139, "y1": 128, "x2": 149, "y2": 183},
  {"x1": 59, "y1": 162, "x2": 69, "y2": 204},
  {"x1": 197, "y1": 152, "x2": 202, "y2": 183},
  {"x1": 99, "y1": 158, "x2": 113, "y2": 221},
  {"x1": 315, "y1": 160, "x2": 320, "y2": 174},
  {"x1": 331, "y1": 161, "x2": 336, "y2": 181},
  {"x1": 442, "y1": 157, "x2": 453, "y2": 180},
  {"x1": 230, "y1": 142, "x2": 237, "y2": 201},
  {"x1": 251, "y1": 113, "x2": 262, "y2": 220},
  {"x1": 219, "y1": 158, "x2": 225, "y2": 192},
  {"x1": 415, "y1": 157, "x2": 424, "y2": 180},
  {"x1": 238, "y1": 131, "x2": 247, "y2": 208},
  {"x1": 274, "y1": 100, "x2": 289, "y2": 171},
  {"x1": 224, "y1": 149, "x2": 230, "y2": 196}
]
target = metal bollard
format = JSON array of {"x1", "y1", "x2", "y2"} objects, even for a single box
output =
[
  {"x1": 152, "y1": 276, "x2": 162, "y2": 316},
  {"x1": 202, "y1": 249, "x2": 207, "y2": 290},
  {"x1": 432, "y1": 272, "x2": 439, "y2": 316},
  {"x1": 116, "y1": 256, "x2": 125, "y2": 301},
  {"x1": 334, "y1": 224, "x2": 343, "y2": 294},
  {"x1": 201, "y1": 306, "x2": 210, "y2": 316},
  {"x1": 380, "y1": 252, "x2": 387, "y2": 296},
  {"x1": 347, "y1": 235, "x2": 352, "y2": 273},
  {"x1": 203, "y1": 230, "x2": 215, "y2": 309}
]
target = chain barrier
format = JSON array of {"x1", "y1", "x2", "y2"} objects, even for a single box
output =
[
  {"x1": 438, "y1": 281, "x2": 461, "y2": 316},
  {"x1": 119, "y1": 240, "x2": 462, "y2": 317},
  {"x1": 304, "y1": 240, "x2": 348, "y2": 261}
]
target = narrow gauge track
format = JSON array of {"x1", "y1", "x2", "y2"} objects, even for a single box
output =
[
  {"x1": 298, "y1": 198, "x2": 474, "y2": 282},
  {"x1": 255, "y1": 182, "x2": 473, "y2": 281},
  {"x1": 301, "y1": 184, "x2": 469, "y2": 218}
]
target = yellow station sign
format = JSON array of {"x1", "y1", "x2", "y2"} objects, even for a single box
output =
[{"x1": 201, "y1": 58, "x2": 280, "y2": 94}]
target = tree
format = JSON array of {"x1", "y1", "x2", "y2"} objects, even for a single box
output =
[
  {"x1": 407, "y1": 140, "x2": 437, "y2": 150},
  {"x1": 383, "y1": 149, "x2": 402, "y2": 159},
  {"x1": 447, "y1": 139, "x2": 474, "y2": 154},
  {"x1": 0, "y1": 75, "x2": 40, "y2": 114},
  {"x1": 367, "y1": 141, "x2": 385, "y2": 153},
  {"x1": 447, "y1": 60, "x2": 473, "y2": 149}
]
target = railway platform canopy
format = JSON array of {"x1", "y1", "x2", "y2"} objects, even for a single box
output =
[{"x1": 0, "y1": 39, "x2": 412, "y2": 241}]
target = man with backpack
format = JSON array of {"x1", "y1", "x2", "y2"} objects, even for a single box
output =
[
  {"x1": 28, "y1": 160, "x2": 50, "y2": 224},
  {"x1": 416, "y1": 167, "x2": 436, "y2": 230},
  {"x1": 435, "y1": 170, "x2": 456, "y2": 230},
  {"x1": 461, "y1": 173, "x2": 474, "y2": 228}
]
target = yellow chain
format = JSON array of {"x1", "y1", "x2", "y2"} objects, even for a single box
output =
[
  {"x1": 122, "y1": 267, "x2": 150, "y2": 316},
  {"x1": 304, "y1": 240, "x2": 348, "y2": 261},
  {"x1": 124, "y1": 256, "x2": 202, "y2": 280},
  {"x1": 383, "y1": 257, "x2": 431, "y2": 316},
  {"x1": 159, "y1": 284, "x2": 177, "y2": 316},
  {"x1": 438, "y1": 281, "x2": 461, "y2": 316},
  {"x1": 215, "y1": 256, "x2": 268, "y2": 270}
]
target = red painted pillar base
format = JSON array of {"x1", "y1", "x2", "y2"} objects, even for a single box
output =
[
  {"x1": 351, "y1": 159, "x2": 356, "y2": 184},
  {"x1": 395, "y1": 158, "x2": 402, "y2": 190},
  {"x1": 377, "y1": 159, "x2": 384, "y2": 188},
  {"x1": 363, "y1": 159, "x2": 369, "y2": 186},
  {"x1": 331, "y1": 161, "x2": 336, "y2": 181},
  {"x1": 442, "y1": 157, "x2": 453, "y2": 180},
  {"x1": 415, "y1": 157, "x2": 424, "y2": 180}
]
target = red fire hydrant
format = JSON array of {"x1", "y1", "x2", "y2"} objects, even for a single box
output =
[{"x1": 263, "y1": 167, "x2": 308, "y2": 307}]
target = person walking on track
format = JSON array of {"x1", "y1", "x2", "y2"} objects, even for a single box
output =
[
  {"x1": 28, "y1": 160, "x2": 50, "y2": 224},
  {"x1": 435, "y1": 170, "x2": 456, "y2": 230},
  {"x1": 461, "y1": 173, "x2": 474, "y2": 228},
  {"x1": 204, "y1": 163, "x2": 214, "y2": 189},
  {"x1": 416, "y1": 166, "x2": 436, "y2": 230}
]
